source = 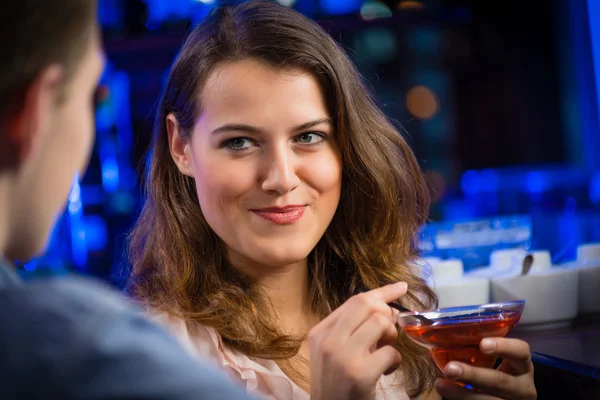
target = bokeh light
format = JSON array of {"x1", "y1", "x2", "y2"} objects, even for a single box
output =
[
  {"x1": 406, "y1": 85, "x2": 439, "y2": 119},
  {"x1": 397, "y1": 1, "x2": 425, "y2": 10}
]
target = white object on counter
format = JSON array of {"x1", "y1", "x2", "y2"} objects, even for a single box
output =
[
  {"x1": 526, "y1": 250, "x2": 552, "y2": 274},
  {"x1": 578, "y1": 243, "x2": 600, "y2": 262},
  {"x1": 561, "y1": 243, "x2": 600, "y2": 314},
  {"x1": 429, "y1": 259, "x2": 490, "y2": 309},
  {"x1": 468, "y1": 249, "x2": 552, "y2": 279},
  {"x1": 468, "y1": 248, "x2": 526, "y2": 279},
  {"x1": 434, "y1": 278, "x2": 491, "y2": 308},
  {"x1": 491, "y1": 266, "x2": 579, "y2": 329},
  {"x1": 490, "y1": 248, "x2": 528, "y2": 270},
  {"x1": 430, "y1": 259, "x2": 464, "y2": 280}
]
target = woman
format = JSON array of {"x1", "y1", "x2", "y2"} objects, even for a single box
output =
[{"x1": 128, "y1": 2, "x2": 537, "y2": 399}]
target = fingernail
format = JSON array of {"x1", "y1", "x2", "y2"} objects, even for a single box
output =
[
  {"x1": 445, "y1": 363, "x2": 462, "y2": 379},
  {"x1": 395, "y1": 282, "x2": 408, "y2": 291},
  {"x1": 481, "y1": 338, "x2": 496, "y2": 353}
]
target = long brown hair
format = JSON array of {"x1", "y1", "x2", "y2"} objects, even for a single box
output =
[{"x1": 128, "y1": 1, "x2": 438, "y2": 396}]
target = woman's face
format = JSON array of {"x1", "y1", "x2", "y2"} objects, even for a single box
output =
[{"x1": 169, "y1": 58, "x2": 342, "y2": 271}]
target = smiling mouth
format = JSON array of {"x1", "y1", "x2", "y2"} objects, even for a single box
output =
[{"x1": 250, "y1": 206, "x2": 306, "y2": 225}]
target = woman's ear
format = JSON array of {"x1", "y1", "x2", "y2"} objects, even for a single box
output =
[{"x1": 166, "y1": 113, "x2": 194, "y2": 178}]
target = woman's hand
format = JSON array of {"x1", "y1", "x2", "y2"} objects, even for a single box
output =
[
  {"x1": 435, "y1": 337, "x2": 537, "y2": 400},
  {"x1": 308, "y1": 282, "x2": 407, "y2": 400}
]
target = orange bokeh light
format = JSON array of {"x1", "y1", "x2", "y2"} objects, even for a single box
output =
[{"x1": 406, "y1": 85, "x2": 439, "y2": 119}]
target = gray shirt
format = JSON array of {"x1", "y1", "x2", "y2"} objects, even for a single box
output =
[{"x1": 0, "y1": 257, "x2": 254, "y2": 399}]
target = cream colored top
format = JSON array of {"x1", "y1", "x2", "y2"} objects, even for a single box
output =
[{"x1": 150, "y1": 312, "x2": 412, "y2": 400}]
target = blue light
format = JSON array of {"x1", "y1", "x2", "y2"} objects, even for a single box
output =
[
  {"x1": 98, "y1": 0, "x2": 124, "y2": 28},
  {"x1": 85, "y1": 216, "x2": 109, "y2": 252},
  {"x1": 479, "y1": 169, "x2": 498, "y2": 192},
  {"x1": 442, "y1": 199, "x2": 477, "y2": 221},
  {"x1": 557, "y1": 212, "x2": 582, "y2": 262},
  {"x1": 24, "y1": 261, "x2": 37, "y2": 272},
  {"x1": 68, "y1": 175, "x2": 83, "y2": 214},
  {"x1": 81, "y1": 185, "x2": 105, "y2": 206},
  {"x1": 525, "y1": 171, "x2": 549, "y2": 194},
  {"x1": 460, "y1": 170, "x2": 481, "y2": 195},
  {"x1": 192, "y1": 4, "x2": 212, "y2": 23},
  {"x1": 68, "y1": 177, "x2": 81, "y2": 204},
  {"x1": 564, "y1": 196, "x2": 577, "y2": 214},
  {"x1": 101, "y1": 158, "x2": 120, "y2": 193},
  {"x1": 321, "y1": 0, "x2": 362, "y2": 15},
  {"x1": 142, "y1": 0, "x2": 214, "y2": 25},
  {"x1": 590, "y1": 170, "x2": 600, "y2": 204},
  {"x1": 120, "y1": 166, "x2": 138, "y2": 190},
  {"x1": 67, "y1": 198, "x2": 82, "y2": 214},
  {"x1": 96, "y1": 103, "x2": 112, "y2": 132},
  {"x1": 586, "y1": 0, "x2": 600, "y2": 169},
  {"x1": 98, "y1": 140, "x2": 120, "y2": 192},
  {"x1": 67, "y1": 175, "x2": 88, "y2": 270},
  {"x1": 112, "y1": 71, "x2": 134, "y2": 152}
]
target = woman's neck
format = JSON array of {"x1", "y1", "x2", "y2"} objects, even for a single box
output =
[
  {"x1": 227, "y1": 251, "x2": 316, "y2": 392},
  {"x1": 260, "y1": 267, "x2": 316, "y2": 335},
  {"x1": 227, "y1": 252, "x2": 317, "y2": 335},
  {"x1": 255, "y1": 263, "x2": 316, "y2": 393}
]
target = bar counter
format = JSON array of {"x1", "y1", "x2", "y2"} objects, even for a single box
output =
[{"x1": 509, "y1": 315, "x2": 600, "y2": 398}]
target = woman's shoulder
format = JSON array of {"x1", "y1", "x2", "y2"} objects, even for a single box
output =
[
  {"x1": 145, "y1": 309, "x2": 224, "y2": 360},
  {"x1": 146, "y1": 309, "x2": 308, "y2": 399},
  {"x1": 145, "y1": 309, "x2": 278, "y2": 373}
]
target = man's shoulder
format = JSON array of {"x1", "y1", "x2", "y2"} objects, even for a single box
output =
[
  {"x1": 24, "y1": 274, "x2": 133, "y2": 314},
  {"x1": 0, "y1": 276, "x2": 254, "y2": 399},
  {"x1": 0, "y1": 275, "x2": 145, "y2": 369},
  {"x1": 0, "y1": 275, "x2": 134, "y2": 338}
]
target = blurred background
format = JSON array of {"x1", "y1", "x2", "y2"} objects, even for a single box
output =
[{"x1": 19, "y1": 0, "x2": 600, "y2": 286}]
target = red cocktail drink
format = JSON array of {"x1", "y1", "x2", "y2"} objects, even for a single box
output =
[{"x1": 397, "y1": 300, "x2": 525, "y2": 372}]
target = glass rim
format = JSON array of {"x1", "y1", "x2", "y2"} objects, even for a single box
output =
[{"x1": 397, "y1": 299, "x2": 526, "y2": 318}]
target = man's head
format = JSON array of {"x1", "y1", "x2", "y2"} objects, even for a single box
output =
[{"x1": 0, "y1": 1, "x2": 104, "y2": 261}]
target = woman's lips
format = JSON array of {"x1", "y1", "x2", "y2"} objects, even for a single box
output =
[{"x1": 251, "y1": 206, "x2": 306, "y2": 225}]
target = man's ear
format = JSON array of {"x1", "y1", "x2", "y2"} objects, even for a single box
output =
[
  {"x1": 0, "y1": 65, "x2": 63, "y2": 170},
  {"x1": 166, "y1": 113, "x2": 195, "y2": 178}
]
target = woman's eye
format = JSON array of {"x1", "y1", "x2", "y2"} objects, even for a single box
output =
[
  {"x1": 223, "y1": 137, "x2": 252, "y2": 151},
  {"x1": 295, "y1": 132, "x2": 325, "y2": 144}
]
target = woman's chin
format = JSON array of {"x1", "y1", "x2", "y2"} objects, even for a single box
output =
[
  {"x1": 255, "y1": 253, "x2": 310, "y2": 268},
  {"x1": 239, "y1": 246, "x2": 312, "y2": 269}
]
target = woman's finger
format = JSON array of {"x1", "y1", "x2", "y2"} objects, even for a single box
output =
[
  {"x1": 480, "y1": 338, "x2": 534, "y2": 375},
  {"x1": 333, "y1": 294, "x2": 397, "y2": 340},
  {"x1": 434, "y1": 379, "x2": 500, "y2": 400},
  {"x1": 368, "y1": 281, "x2": 408, "y2": 303},
  {"x1": 349, "y1": 312, "x2": 399, "y2": 351},
  {"x1": 313, "y1": 282, "x2": 407, "y2": 338},
  {"x1": 442, "y1": 362, "x2": 536, "y2": 400}
]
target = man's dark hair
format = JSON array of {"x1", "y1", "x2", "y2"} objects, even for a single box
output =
[{"x1": 0, "y1": 0, "x2": 97, "y2": 118}]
